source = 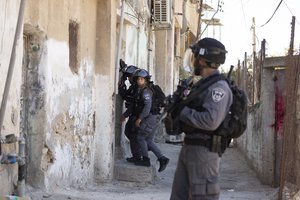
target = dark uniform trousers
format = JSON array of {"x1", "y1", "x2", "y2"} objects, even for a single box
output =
[
  {"x1": 170, "y1": 144, "x2": 220, "y2": 200},
  {"x1": 124, "y1": 115, "x2": 141, "y2": 158},
  {"x1": 137, "y1": 113, "x2": 163, "y2": 158}
]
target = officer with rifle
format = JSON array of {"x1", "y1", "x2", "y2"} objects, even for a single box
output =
[{"x1": 168, "y1": 38, "x2": 232, "y2": 200}]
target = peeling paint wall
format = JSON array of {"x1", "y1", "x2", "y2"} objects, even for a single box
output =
[
  {"x1": 22, "y1": 0, "x2": 116, "y2": 190},
  {"x1": 1, "y1": 0, "x2": 184, "y2": 194},
  {"x1": 44, "y1": 39, "x2": 95, "y2": 189},
  {"x1": 22, "y1": 27, "x2": 97, "y2": 189}
]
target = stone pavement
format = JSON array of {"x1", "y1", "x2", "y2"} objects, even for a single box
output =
[{"x1": 27, "y1": 142, "x2": 278, "y2": 200}]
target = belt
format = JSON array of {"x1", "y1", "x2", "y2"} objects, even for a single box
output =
[{"x1": 184, "y1": 137, "x2": 212, "y2": 149}]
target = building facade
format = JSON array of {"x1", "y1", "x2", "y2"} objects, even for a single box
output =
[{"x1": 0, "y1": 0, "x2": 200, "y2": 195}]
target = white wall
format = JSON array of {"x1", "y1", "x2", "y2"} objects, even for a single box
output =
[{"x1": 0, "y1": 0, "x2": 23, "y2": 194}]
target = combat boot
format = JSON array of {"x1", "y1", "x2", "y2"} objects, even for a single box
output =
[
  {"x1": 126, "y1": 156, "x2": 141, "y2": 163},
  {"x1": 158, "y1": 156, "x2": 169, "y2": 172},
  {"x1": 134, "y1": 156, "x2": 151, "y2": 167}
]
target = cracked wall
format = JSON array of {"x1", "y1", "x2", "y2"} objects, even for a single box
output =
[{"x1": 22, "y1": 0, "x2": 116, "y2": 190}]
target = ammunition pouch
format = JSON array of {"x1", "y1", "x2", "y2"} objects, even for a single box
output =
[
  {"x1": 184, "y1": 135, "x2": 229, "y2": 156},
  {"x1": 184, "y1": 137, "x2": 212, "y2": 149}
]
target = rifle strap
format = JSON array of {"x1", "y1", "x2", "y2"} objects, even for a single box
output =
[{"x1": 174, "y1": 74, "x2": 226, "y2": 111}]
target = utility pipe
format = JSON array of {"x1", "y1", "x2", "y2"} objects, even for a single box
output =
[
  {"x1": 114, "y1": 0, "x2": 126, "y2": 95},
  {"x1": 0, "y1": 0, "x2": 26, "y2": 155},
  {"x1": 17, "y1": 137, "x2": 26, "y2": 197},
  {"x1": 147, "y1": 0, "x2": 152, "y2": 72}
]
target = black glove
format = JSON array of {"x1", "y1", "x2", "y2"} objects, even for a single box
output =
[
  {"x1": 119, "y1": 59, "x2": 127, "y2": 72},
  {"x1": 170, "y1": 103, "x2": 185, "y2": 119}
]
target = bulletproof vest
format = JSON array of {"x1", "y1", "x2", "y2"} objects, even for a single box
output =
[
  {"x1": 185, "y1": 87, "x2": 207, "y2": 112},
  {"x1": 133, "y1": 87, "x2": 152, "y2": 116},
  {"x1": 179, "y1": 85, "x2": 209, "y2": 135},
  {"x1": 179, "y1": 75, "x2": 221, "y2": 135},
  {"x1": 124, "y1": 84, "x2": 138, "y2": 108}
]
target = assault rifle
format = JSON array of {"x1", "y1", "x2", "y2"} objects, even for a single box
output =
[
  {"x1": 161, "y1": 76, "x2": 194, "y2": 120},
  {"x1": 163, "y1": 65, "x2": 234, "y2": 117}
]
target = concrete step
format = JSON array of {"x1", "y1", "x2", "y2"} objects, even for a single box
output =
[{"x1": 114, "y1": 159, "x2": 156, "y2": 185}]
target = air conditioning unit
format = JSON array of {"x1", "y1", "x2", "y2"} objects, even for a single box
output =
[{"x1": 153, "y1": 0, "x2": 172, "y2": 29}]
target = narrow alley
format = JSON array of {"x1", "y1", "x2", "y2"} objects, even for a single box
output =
[
  {"x1": 1, "y1": 1, "x2": 300, "y2": 200},
  {"x1": 27, "y1": 142, "x2": 277, "y2": 200}
]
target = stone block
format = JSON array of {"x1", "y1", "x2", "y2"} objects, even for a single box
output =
[{"x1": 114, "y1": 160, "x2": 156, "y2": 184}]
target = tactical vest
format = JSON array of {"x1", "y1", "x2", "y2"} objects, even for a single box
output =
[
  {"x1": 179, "y1": 86, "x2": 211, "y2": 137},
  {"x1": 133, "y1": 87, "x2": 153, "y2": 116},
  {"x1": 179, "y1": 76, "x2": 230, "y2": 138}
]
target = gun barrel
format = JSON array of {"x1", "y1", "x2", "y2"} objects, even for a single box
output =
[{"x1": 227, "y1": 65, "x2": 234, "y2": 79}]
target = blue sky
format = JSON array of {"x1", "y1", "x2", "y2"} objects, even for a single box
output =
[{"x1": 201, "y1": 0, "x2": 300, "y2": 69}]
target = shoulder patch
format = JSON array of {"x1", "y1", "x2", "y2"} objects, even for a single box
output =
[
  {"x1": 212, "y1": 87, "x2": 226, "y2": 102},
  {"x1": 144, "y1": 90, "x2": 152, "y2": 100},
  {"x1": 144, "y1": 95, "x2": 151, "y2": 100}
]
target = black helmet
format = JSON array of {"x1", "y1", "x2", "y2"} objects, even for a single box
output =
[
  {"x1": 190, "y1": 37, "x2": 227, "y2": 64},
  {"x1": 133, "y1": 69, "x2": 151, "y2": 80},
  {"x1": 123, "y1": 65, "x2": 138, "y2": 77}
]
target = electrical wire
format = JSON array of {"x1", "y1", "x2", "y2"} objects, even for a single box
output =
[
  {"x1": 259, "y1": 0, "x2": 283, "y2": 27},
  {"x1": 240, "y1": 0, "x2": 247, "y2": 30},
  {"x1": 200, "y1": 0, "x2": 221, "y2": 37},
  {"x1": 283, "y1": 0, "x2": 300, "y2": 27},
  {"x1": 126, "y1": 1, "x2": 147, "y2": 24}
]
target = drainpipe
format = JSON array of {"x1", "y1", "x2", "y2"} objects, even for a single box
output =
[
  {"x1": 180, "y1": 0, "x2": 188, "y2": 35},
  {"x1": 147, "y1": 0, "x2": 152, "y2": 72},
  {"x1": 115, "y1": 0, "x2": 126, "y2": 95},
  {"x1": 196, "y1": 0, "x2": 203, "y2": 39},
  {"x1": 0, "y1": 0, "x2": 26, "y2": 155}
]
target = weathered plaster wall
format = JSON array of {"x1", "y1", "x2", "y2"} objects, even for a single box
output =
[
  {"x1": 125, "y1": 25, "x2": 138, "y2": 66},
  {"x1": 0, "y1": 0, "x2": 23, "y2": 195},
  {"x1": 94, "y1": 0, "x2": 116, "y2": 183},
  {"x1": 0, "y1": 0, "x2": 22, "y2": 136},
  {"x1": 237, "y1": 68, "x2": 275, "y2": 186},
  {"x1": 44, "y1": 39, "x2": 95, "y2": 189},
  {"x1": 22, "y1": 0, "x2": 116, "y2": 190},
  {"x1": 237, "y1": 105, "x2": 264, "y2": 176},
  {"x1": 154, "y1": 30, "x2": 169, "y2": 93},
  {"x1": 137, "y1": 25, "x2": 149, "y2": 70},
  {"x1": 185, "y1": 0, "x2": 199, "y2": 37},
  {"x1": 124, "y1": 24, "x2": 151, "y2": 70},
  {"x1": 174, "y1": 0, "x2": 183, "y2": 29}
]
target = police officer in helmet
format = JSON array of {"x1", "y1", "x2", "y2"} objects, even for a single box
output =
[
  {"x1": 132, "y1": 69, "x2": 169, "y2": 172},
  {"x1": 170, "y1": 38, "x2": 233, "y2": 200},
  {"x1": 119, "y1": 65, "x2": 142, "y2": 163}
]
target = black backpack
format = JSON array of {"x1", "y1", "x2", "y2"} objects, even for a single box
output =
[
  {"x1": 215, "y1": 78, "x2": 248, "y2": 139},
  {"x1": 164, "y1": 72, "x2": 248, "y2": 139},
  {"x1": 149, "y1": 83, "x2": 166, "y2": 113}
]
